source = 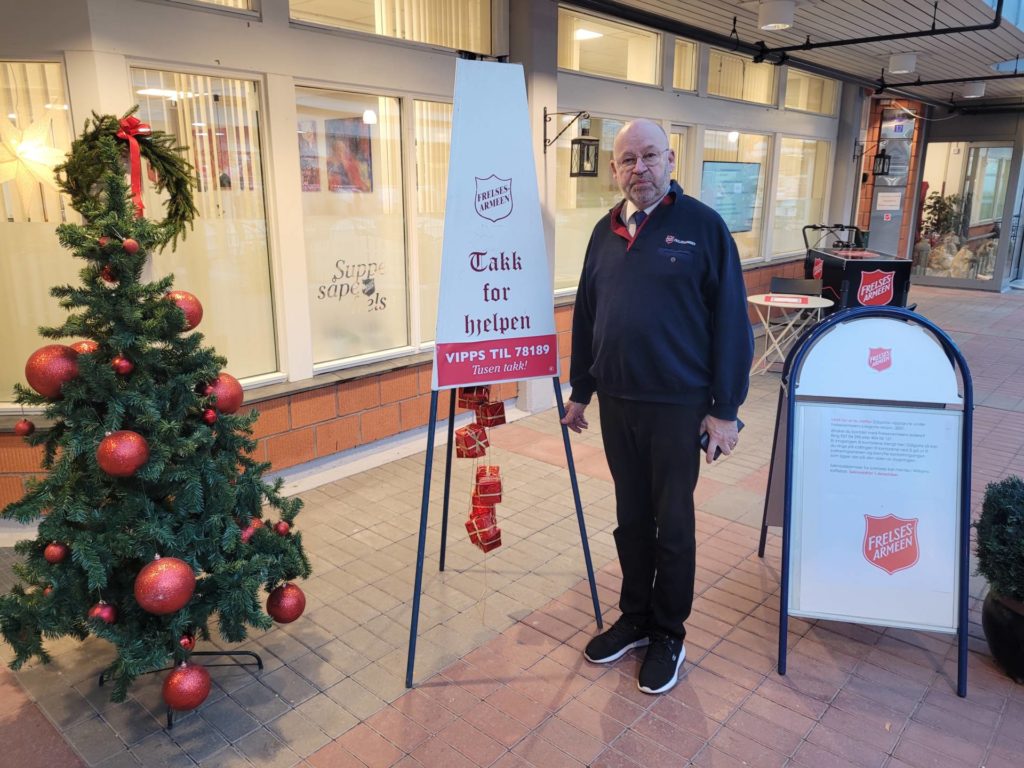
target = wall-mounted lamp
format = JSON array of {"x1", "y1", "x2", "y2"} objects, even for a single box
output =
[
  {"x1": 362, "y1": 109, "x2": 378, "y2": 125},
  {"x1": 872, "y1": 148, "x2": 891, "y2": 176},
  {"x1": 543, "y1": 107, "x2": 599, "y2": 177},
  {"x1": 887, "y1": 52, "x2": 917, "y2": 74},
  {"x1": 962, "y1": 81, "x2": 987, "y2": 98},
  {"x1": 759, "y1": 0, "x2": 795, "y2": 31}
]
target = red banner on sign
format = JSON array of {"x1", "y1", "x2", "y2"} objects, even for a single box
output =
[
  {"x1": 863, "y1": 514, "x2": 919, "y2": 575},
  {"x1": 436, "y1": 333, "x2": 558, "y2": 388}
]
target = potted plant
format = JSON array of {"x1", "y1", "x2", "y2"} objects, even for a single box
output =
[
  {"x1": 922, "y1": 192, "x2": 965, "y2": 244},
  {"x1": 976, "y1": 475, "x2": 1024, "y2": 682}
]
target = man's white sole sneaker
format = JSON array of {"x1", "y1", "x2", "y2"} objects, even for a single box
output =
[{"x1": 638, "y1": 644, "x2": 686, "y2": 694}]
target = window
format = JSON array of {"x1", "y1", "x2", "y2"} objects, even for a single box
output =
[
  {"x1": 773, "y1": 138, "x2": 830, "y2": 255},
  {"x1": 0, "y1": 61, "x2": 76, "y2": 401},
  {"x1": 673, "y1": 39, "x2": 697, "y2": 91},
  {"x1": 670, "y1": 128, "x2": 687, "y2": 186},
  {"x1": 555, "y1": 115, "x2": 628, "y2": 290},
  {"x1": 708, "y1": 49, "x2": 776, "y2": 105},
  {"x1": 973, "y1": 146, "x2": 1012, "y2": 222},
  {"x1": 290, "y1": 0, "x2": 491, "y2": 55},
  {"x1": 133, "y1": 67, "x2": 277, "y2": 379},
  {"x1": 414, "y1": 100, "x2": 452, "y2": 342},
  {"x1": 177, "y1": 0, "x2": 252, "y2": 8},
  {"x1": 296, "y1": 87, "x2": 407, "y2": 367},
  {"x1": 785, "y1": 70, "x2": 838, "y2": 115},
  {"x1": 701, "y1": 130, "x2": 770, "y2": 261},
  {"x1": 557, "y1": 8, "x2": 660, "y2": 86}
]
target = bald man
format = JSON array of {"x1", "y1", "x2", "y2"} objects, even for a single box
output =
[{"x1": 562, "y1": 119, "x2": 753, "y2": 694}]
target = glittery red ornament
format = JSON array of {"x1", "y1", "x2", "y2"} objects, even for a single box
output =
[
  {"x1": 165, "y1": 290, "x2": 203, "y2": 331},
  {"x1": 267, "y1": 583, "x2": 306, "y2": 624},
  {"x1": 179, "y1": 633, "x2": 196, "y2": 651},
  {"x1": 122, "y1": 238, "x2": 140, "y2": 254},
  {"x1": 14, "y1": 418, "x2": 35, "y2": 437},
  {"x1": 240, "y1": 526, "x2": 255, "y2": 544},
  {"x1": 43, "y1": 542, "x2": 69, "y2": 564},
  {"x1": 70, "y1": 340, "x2": 99, "y2": 355},
  {"x1": 134, "y1": 556, "x2": 195, "y2": 615},
  {"x1": 274, "y1": 521, "x2": 291, "y2": 536},
  {"x1": 25, "y1": 345, "x2": 79, "y2": 399},
  {"x1": 88, "y1": 602, "x2": 117, "y2": 624},
  {"x1": 201, "y1": 408, "x2": 217, "y2": 425},
  {"x1": 162, "y1": 662, "x2": 210, "y2": 711},
  {"x1": 100, "y1": 265, "x2": 117, "y2": 283},
  {"x1": 250, "y1": 518, "x2": 264, "y2": 529},
  {"x1": 209, "y1": 373, "x2": 243, "y2": 414},
  {"x1": 97, "y1": 236, "x2": 110, "y2": 247},
  {"x1": 42, "y1": 586, "x2": 53, "y2": 597},
  {"x1": 111, "y1": 355, "x2": 134, "y2": 375},
  {"x1": 96, "y1": 430, "x2": 150, "y2": 477}
]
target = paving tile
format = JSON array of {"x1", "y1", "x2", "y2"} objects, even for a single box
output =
[
  {"x1": 230, "y1": 680, "x2": 292, "y2": 722},
  {"x1": 168, "y1": 709, "x2": 231, "y2": 763},
  {"x1": 438, "y1": 716, "x2": 508, "y2": 766},
  {"x1": 127, "y1": 731, "x2": 194, "y2": 767},
  {"x1": 233, "y1": 726, "x2": 301, "y2": 768},
  {"x1": 293, "y1": 693, "x2": 360, "y2": 739},
  {"x1": 261, "y1": 665, "x2": 319, "y2": 707}
]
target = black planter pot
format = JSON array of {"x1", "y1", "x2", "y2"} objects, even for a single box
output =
[{"x1": 982, "y1": 591, "x2": 1024, "y2": 683}]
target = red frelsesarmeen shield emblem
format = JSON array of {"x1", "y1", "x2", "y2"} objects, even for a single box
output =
[
  {"x1": 812, "y1": 257, "x2": 823, "y2": 279},
  {"x1": 868, "y1": 347, "x2": 892, "y2": 372},
  {"x1": 863, "y1": 514, "x2": 919, "y2": 575},
  {"x1": 474, "y1": 175, "x2": 513, "y2": 222},
  {"x1": 857, "y1": 269, "x2": 895, "y2": 306}
]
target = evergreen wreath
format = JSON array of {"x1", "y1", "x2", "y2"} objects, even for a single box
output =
[{"x1": 56, "y1": 107, "x2": 197, "y2": 248}]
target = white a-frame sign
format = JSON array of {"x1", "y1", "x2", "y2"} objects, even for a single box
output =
[{"x1": 431, "y1": 59, "x2": 558, "y2": 390}]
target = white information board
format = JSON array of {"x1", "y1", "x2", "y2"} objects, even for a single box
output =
[
  {"x1": 789, "y1": 401, "x2": 962, "y2": 632},
  {"x1": 431, "y1": 59, "x2": 557, "y2": 390}
]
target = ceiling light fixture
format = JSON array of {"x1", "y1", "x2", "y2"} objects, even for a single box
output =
[
  {"x1": 362, "y1": 109, "x2": 378, "y2": 125},
  {"x1": 759, "y1": 0, "x2": 795, "y2": 31},
  {"x1": 574, "y1": 28, "x2": 604, "y2": 41},
  {"x1": 962, "y1": 81, "x2": 986, "y2": 98},
  {"x1": 888, "y1": 52, "x2": 917, "y2": 74}
]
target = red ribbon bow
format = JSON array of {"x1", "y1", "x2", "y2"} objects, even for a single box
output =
[{"x1": 116, "y1": 116, "x2": 152, "y2": 218}]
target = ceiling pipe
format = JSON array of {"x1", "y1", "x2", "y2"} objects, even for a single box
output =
[
  {"x1": 876, "y1": 70, "x2": 1024, "y2": 95},
  {"x1": 753, "y1": 0, "x2": 1004, "y2": 62},
  {"x1": 570, "y1": 0, "x2": 951, "y2": 107}
]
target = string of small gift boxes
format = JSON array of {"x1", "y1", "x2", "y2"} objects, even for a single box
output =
[{"x1": 453, "y1": 386, "x2": 506, "y2": 553}]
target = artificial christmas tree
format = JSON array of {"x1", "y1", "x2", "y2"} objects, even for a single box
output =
[{"x1": 0, "y1": 109, "x2": 310, "y2": 703}]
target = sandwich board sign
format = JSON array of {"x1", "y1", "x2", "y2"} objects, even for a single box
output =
[
  {"x1": 764, "y1": 307, "x2": 973, "y2": 696},
  {"x1": 431, "y1": 59, "x2": 558, "y2": 390}
]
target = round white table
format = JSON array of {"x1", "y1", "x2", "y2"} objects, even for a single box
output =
[{"x1": 748, "y1": 293, "x2": 834, "y2": 375}]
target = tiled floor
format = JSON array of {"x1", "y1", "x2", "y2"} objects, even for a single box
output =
[{"x1": 2, "y1": 284, "x2": 1024, "y2": 767}]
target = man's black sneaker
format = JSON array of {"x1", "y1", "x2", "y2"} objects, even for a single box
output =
[
  {"x1": 583, "y1": 618, "x2": 649, "y2": 663},
  {"x1": 638, "y1": 633, "x2": 685, "y2": 694}
]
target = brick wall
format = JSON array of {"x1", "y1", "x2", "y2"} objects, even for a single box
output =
[{"x1": 2, "y1": 259, "x2": 796, "y2": 507}]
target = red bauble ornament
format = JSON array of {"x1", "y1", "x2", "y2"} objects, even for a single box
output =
[
  {"x1": 240, "y1": 525, "x2": 255, "y2": 544},
  {"x1": 250, "y1": 518, "x2": 264, "y2": 529},
  {"x1": 208, "y1": 373, "x2": 243, "y2": 414},
  {"x1": 70, "y1": 340, "x2": 99, "y2": 355},
  {"x1": 42, "y1": 586, "x2": 53, "y2": 597},
  {"x1": 202, "y1": 408, "x2": 217, "y2": 425},
  {"x1": 25, "y1": 345, "x2": 79, "y2": 399},
  {"x1": 14, "y1": 418, "x2": 35, "y2": 437},
  {"x1": 43, "y1": 542, "x2": 69, "y2": 564},
  {"x1": 267, "y1": 583, "x2": 306, "y2": 624},
  {"x1": 165, "y1": 290, "x2": 203, "y2": 331},
  {"x1": 179, "y1": 633, "x2": 196, "y2": 651},
  {"x1": 100, "y1": 265, "x2": 117, "y2": 283},
  {"x1": 162, "y1": 662, "x2": 210, "y2": 711},
  {"x1": 122, "y1": 238, "x2": 140, "y2": 254},
  {"x1": 274, "y1": 521, "x2": 291, "y2": 536},
  {"x1": 111, "y1": 355, "x2": 135, "y2": 376},
  {"x1": 96, "y1": 430, "x2": 150, "y2": 477},
  {"x1": 88, "y1": 602, "x2": 118, "y2": 624},
  {"x1": 98, "y1": 236, "x2": 110, "y2": 247},
  {"x1": 134, "y1": 556, "x2": 196, "y2": 615}
]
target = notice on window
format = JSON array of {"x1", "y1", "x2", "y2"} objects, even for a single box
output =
[
  {"x1": 700, "y1": 161, "x2": 760, "y2": 233},
  {"x1": 789, "y1": 402, "x2": 961, "y2": 632},
  {"x1": 876, "y1": 192, "x2": 902, "y2": 211},
  {"x1": 432, "y1": 60, "x2": 557, "y2": 390}
]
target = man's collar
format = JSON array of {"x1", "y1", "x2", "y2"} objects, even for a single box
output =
[{"x1": 614, "y1": 180, "x2": 682, "y2": 224}]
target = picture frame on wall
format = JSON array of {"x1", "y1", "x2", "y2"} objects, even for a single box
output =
[
  {"x1": 298, "y1": 119, "x2": 321, "y2": 192},
  {"x1": 325, "y1": 117, "x2": 373, "y2": 193}
]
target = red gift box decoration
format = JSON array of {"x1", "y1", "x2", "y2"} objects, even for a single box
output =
[
  {"x1": 458, "y1": 386, "x2": 490, "y2": 409},
  {"x1": 475, "y1": 400, "x2": 506, "y2": 427},
  {"x1": 455, "y1": 423, "x2": 489, "y2": 458},
  {"x1": 475, "y1": 465, "x2": 502, "y2": 503},
  {"x1": 465, "y1": 504, "x2": 502, "y2": 552}
]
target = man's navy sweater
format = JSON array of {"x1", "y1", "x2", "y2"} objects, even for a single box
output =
[{"x1": 569, "y1": 181, "x2": 754, "y2": 421}]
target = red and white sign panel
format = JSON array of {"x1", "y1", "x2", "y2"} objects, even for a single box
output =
[
  {"x1": 857, "y1": 269, "x2": 896, "y2": 306},
  {"x1": 789, "y1": 402, "x2": 961, "y2": 632},
  {"x1": 431, "y1": 60, "x2": 557, "y2": 390},
  {"x1": 764, "y1": 295, "x2": 810, "y2": 305}
]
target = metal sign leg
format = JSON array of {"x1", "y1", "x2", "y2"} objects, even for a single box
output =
[
  {"x1": 552, "y1": 377, "x2": 603, "y2": 630},
  {"x1": 439, "y1": 389, "x2": 458, "y2": 572},
  {"x1": 406, "y1": 390, "x2": 440, "y2": 688}
]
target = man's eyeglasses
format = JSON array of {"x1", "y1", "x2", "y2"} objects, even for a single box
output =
[{"x1": 616, "y1": 149, "x2": 669, "y2": 171}]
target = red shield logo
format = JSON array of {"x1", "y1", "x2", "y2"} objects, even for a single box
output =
[
  {"x1": 857, "y1": 269, "x2": 895, "y2": 306},
  {"x1": 868, "y1": 347, "x2": 892, "y2": 372},
  {"x1": 812, "y1": 257, "x2": 823, "y2": 279},
  {"x1": 863, "y1": 515, "x2": 919, "y2": 575},
  {"x1": 474, "y1": 175, "x2": 513, "y2": 222}
]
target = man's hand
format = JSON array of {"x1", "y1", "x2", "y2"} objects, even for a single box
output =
[
  {"x1": 701, "y1": 415, "x2": 739, "y2": 464},
  {"x1": 561, "y1": 400, "x2": 590, "y2": 433}
]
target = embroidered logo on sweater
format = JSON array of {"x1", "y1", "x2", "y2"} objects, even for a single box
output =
[{"x1": 664, "y1": 235, "x2": 696, "y2": 246}]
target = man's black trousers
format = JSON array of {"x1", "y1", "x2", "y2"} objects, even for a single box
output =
[{"x1": 598, "y1": 394, "x2": 704, "y2": 641}]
